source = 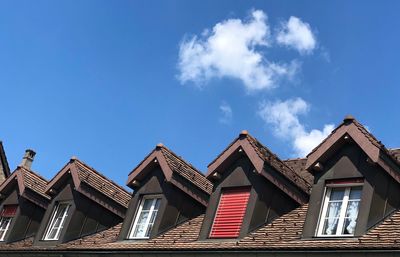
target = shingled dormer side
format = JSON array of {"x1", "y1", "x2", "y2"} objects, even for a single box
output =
[
  {"x1": 120, "y1": 144, "x2": 212, "y2": 241},
  {"x1": 198, "y1": 131, "x2": 310, "y2": 240},
  {"x1": 0, "y1": 167, "x2": 50, "y2": 243},
  {"x1": 33, "y1": 158, "x2": 131, "y2": 246},
  {"x1": 302, "y1": 116, "x2": 400, "y2": 238}
]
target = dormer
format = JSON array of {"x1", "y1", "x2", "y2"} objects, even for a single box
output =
[
  {"x1": 0, "y1": 159, "x2": 50, "y2": 243},
  {"x1": 199, "y1": 131, "x2": 310, "y2": 240},
  {"x1": 119, "y1": 144, "x2": 212, "y2": 240},
  {"x1": 33, "y1": 158, "x2": 131, "y2": 246},
  {"x1": 302, "y1": 115, "x2": 400, "y2": 238}
]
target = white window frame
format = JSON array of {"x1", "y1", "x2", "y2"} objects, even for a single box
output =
[
  {"x1": 316, "y1": 183, "x2": 363, "y2": 237},
  {"x1": 43, "y1": 203, "x2": 70, "y2": 241},
  {"x1": 0, "y1": 217, "x2": 12, "y2": 241},
  {"x1": 128, "y1": 196, "x2": 161, "y2": 239}
]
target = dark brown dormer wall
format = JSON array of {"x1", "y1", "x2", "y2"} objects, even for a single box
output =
[
  {"x1": 119, "y1": 166, "x2": 206, "y2": 240},
  {"x1": 199, "y1": 155, "x2": 298, "y2": 240},
  {"x1": 302, "y1": 141, "x2": 400, "y2": 238},
  {"x1": 34, "y1": 179, "x2": 122, "y2": 246},
  {"x1": 0, "y1": 190, "x2": 46, "y2": 243}
]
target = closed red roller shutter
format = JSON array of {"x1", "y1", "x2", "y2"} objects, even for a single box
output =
[
  {"x1": 209, "y1": 187, "x2": 250, "y2": 238},
  {"x1": 1, "y1": 205, "x2": 18, "y2": 217}
]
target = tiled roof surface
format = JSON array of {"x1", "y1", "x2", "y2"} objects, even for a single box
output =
[
  {"x1": 208, "y1": 134, "x2": 311, "y2": 194},
  {"x1": 61, "y1": 223, "x2": 123, "y2": 249},
  {"x1": 19, "y1": 167, "x2": 50, "y2": 200},
  {"x1": 159, "y1": 146, "x2": 213, "y2": 194},
  {"x1": 73, "y1": 159, "x2": 131, "y2": 208},
  {"x1": 50, "y1": 203, "x2": 400, "y2": 251},
  {"x1": 283, "y1": 158, "x2": 314, "y2": 185},
  {"x1": 246, "y1": 135, "x2": 311, "y2": 194}
]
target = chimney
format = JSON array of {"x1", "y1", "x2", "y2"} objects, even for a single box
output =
[{"x1": 20, "y1": 149, "x2": 36, "y2": 170}]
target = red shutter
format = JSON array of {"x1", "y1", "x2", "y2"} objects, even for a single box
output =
[
  {"x1": 1, "y1": 205, "x2": 18, "y2": 217},
  {"x1": 209, "y1": 187, "x2": 250, "y2": 238}
]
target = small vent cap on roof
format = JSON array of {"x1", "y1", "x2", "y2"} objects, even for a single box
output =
[
  {"x1": 240, "y1": 130, "x2": 248, "y2": 137},
  {"x1": 343, "y1": 114, "x2": 355, "y2": 123}
]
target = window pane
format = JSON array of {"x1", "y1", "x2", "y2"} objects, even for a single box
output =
[
  {"x1": 322, "y1": 202, "x2": 342, "y2": 235},
  {"x1": 142, "y1": 199, "x2": 153, "y2": 210},
  {"x1": 349, "y1": 187, "x2": 362, "y2": 200},
  {"x1": 130, "y1": 197, "x2": 161, "y2": 239},
  {"x1": 318, "y1": 185, "x2": 363, "y2": 237},
  {"x1": 330, "y1": 188, "x2": 345, "y2": 201},
  {"x1": 342, "y1": 201, "x2": 360, "y2": 234},
  {"x1": 44, "y1": 204, "x2": 69, "y2": 240}
]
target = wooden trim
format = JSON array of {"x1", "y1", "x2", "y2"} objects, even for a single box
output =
[
  {"x1": 126, "y1": 151, "x2": 158, "y2": 186},
  {"x1": 306, "y1": 123, "x2": 380, "y2": 171},
  {"x1": 207, "y1": 138, "x2": 264, "y2": 178}
]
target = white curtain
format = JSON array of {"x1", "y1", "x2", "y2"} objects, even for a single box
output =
[
  {"x1": 325, "y1": 202, "x2": 341, "y2": 235},
  {"x1": 345, "y1": 201, "x2": 359, "y2": 234}
]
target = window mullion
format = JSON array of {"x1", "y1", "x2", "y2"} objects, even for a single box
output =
[{"x1": 336, "y1": 188, "x2": 350, "y2": 235}]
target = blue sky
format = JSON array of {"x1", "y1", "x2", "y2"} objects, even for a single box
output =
[{"x1": 1, "y1": 1, "x2": 400, "y2": 188}]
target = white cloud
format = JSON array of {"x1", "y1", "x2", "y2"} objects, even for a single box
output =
[
  {"x1": 258, "y1": 98, "x2": 334, "y2": 156},
  {"x1": 276, "y1": 16, "x2": 317, "y2": 54},
  {"x1": 178, "y1": 10, "x2": 299, "y2": 91},
  {"x1": 219, "y1": 102, "x2": 233, "y2": 124}
]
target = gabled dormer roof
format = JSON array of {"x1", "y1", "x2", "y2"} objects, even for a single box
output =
[
  {"x1": 306, "y1": 115, "x2": 400, "y2": 183},
  {"x1": 127, "y1": 144, "x2": 212, "y2": 206},
  {"x1": 0, "y1": 141, "x2": 10, "y2": 182},
  {"x1": 0, "y1": 166, "x2": 50, "y2": 208},
  {"x1": 207, "y1": 131, "x2": 311, "y2": 205},
  {"x1": 46, "y1": 158, "x2": 131, "y2": 215}
]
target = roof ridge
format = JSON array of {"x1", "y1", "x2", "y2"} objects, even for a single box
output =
[
  {"x1": 245, "y1": 134, "x2": 311, "y2": 191},
  {"x1": 283, "y1": 158, "x2": 307, "y2": 162},
  {"x1": 19, "y1": 166, "x2": 48, "y2": 183},
  {"x1": 73, "y1": 158, "x2": 131, "y2": 196},
  {"x1": 159, "y1": 145, "x2": 213, "y2": 195},
  {"x1": 159, "y1": 145, "x2": 204, "y2": 176}
]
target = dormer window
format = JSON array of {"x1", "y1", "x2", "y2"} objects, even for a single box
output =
[
  {"x1": 44, "y1": 203, "x2": 70, "y2": 240},
  {"x1": 129, "y1": 197, "x2": 161, "y2": 239},
  {"x1": 0, "y1": 205, "x2": 17, "y2": 241},
  {"x1": 209, "y1": 187, "x2": 250, "y2": 238},
  {"x1": 317, "y1": 182, "x2": 362, "y2": 237}
]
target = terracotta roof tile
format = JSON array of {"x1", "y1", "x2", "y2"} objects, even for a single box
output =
[
  {"x1": 73, "y1": 159, "x2": 131, "y2": 208},
  {"x1": 61, "y1": 223, "x2": 123, "y2": 249},
  {"x1": 19, "y1": 167, "x2": 50, "y2": 200},
  {"x1": 245, "y1": 135, "x2": 311, "y2": 194},
  {"x1": 159, "y1": 146, "x2": 213, "y2": 194},
  {"x1": 283, "y1": 158, "x2": 314, "y2": 185}
]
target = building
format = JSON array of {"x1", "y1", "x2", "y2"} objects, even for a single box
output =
[{"x1": 0, "y1": 115, "x2": 400, "y2": 256}]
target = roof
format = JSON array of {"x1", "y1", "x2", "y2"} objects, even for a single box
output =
[
  {"x1": 46, "y1": 158, "x2": 131, "y2": 212},
  {"x1": 73, "y1": 159, "x2": 132, "y2": 208},
  {"x1": 159, "y1": 145, "x2": 212, "y2": 195},
  {"x1": 22, "y1": 202, "x2": 400, "y2": 251},
  {"x1": 305, "y1": 116, "x2": 400, "y2": 185},
  {"x1": 245, "y1": 134, "x2": 311, "y2": 194},
  {"x1": 19, "y1": 167, "x2": 50, "y2": 200},
  {"x1": 283, "y1": 158, "x2": 313, "y2": 185},
  {"x1": 0, "y1": 166, "x2": 50, "y2": 201},
  {"x1": 127, "y1": 144, "x2": 212, "y2": 205},
  {"x1": 207, "y1": 132, "x2": 311, "y2": 204}
]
